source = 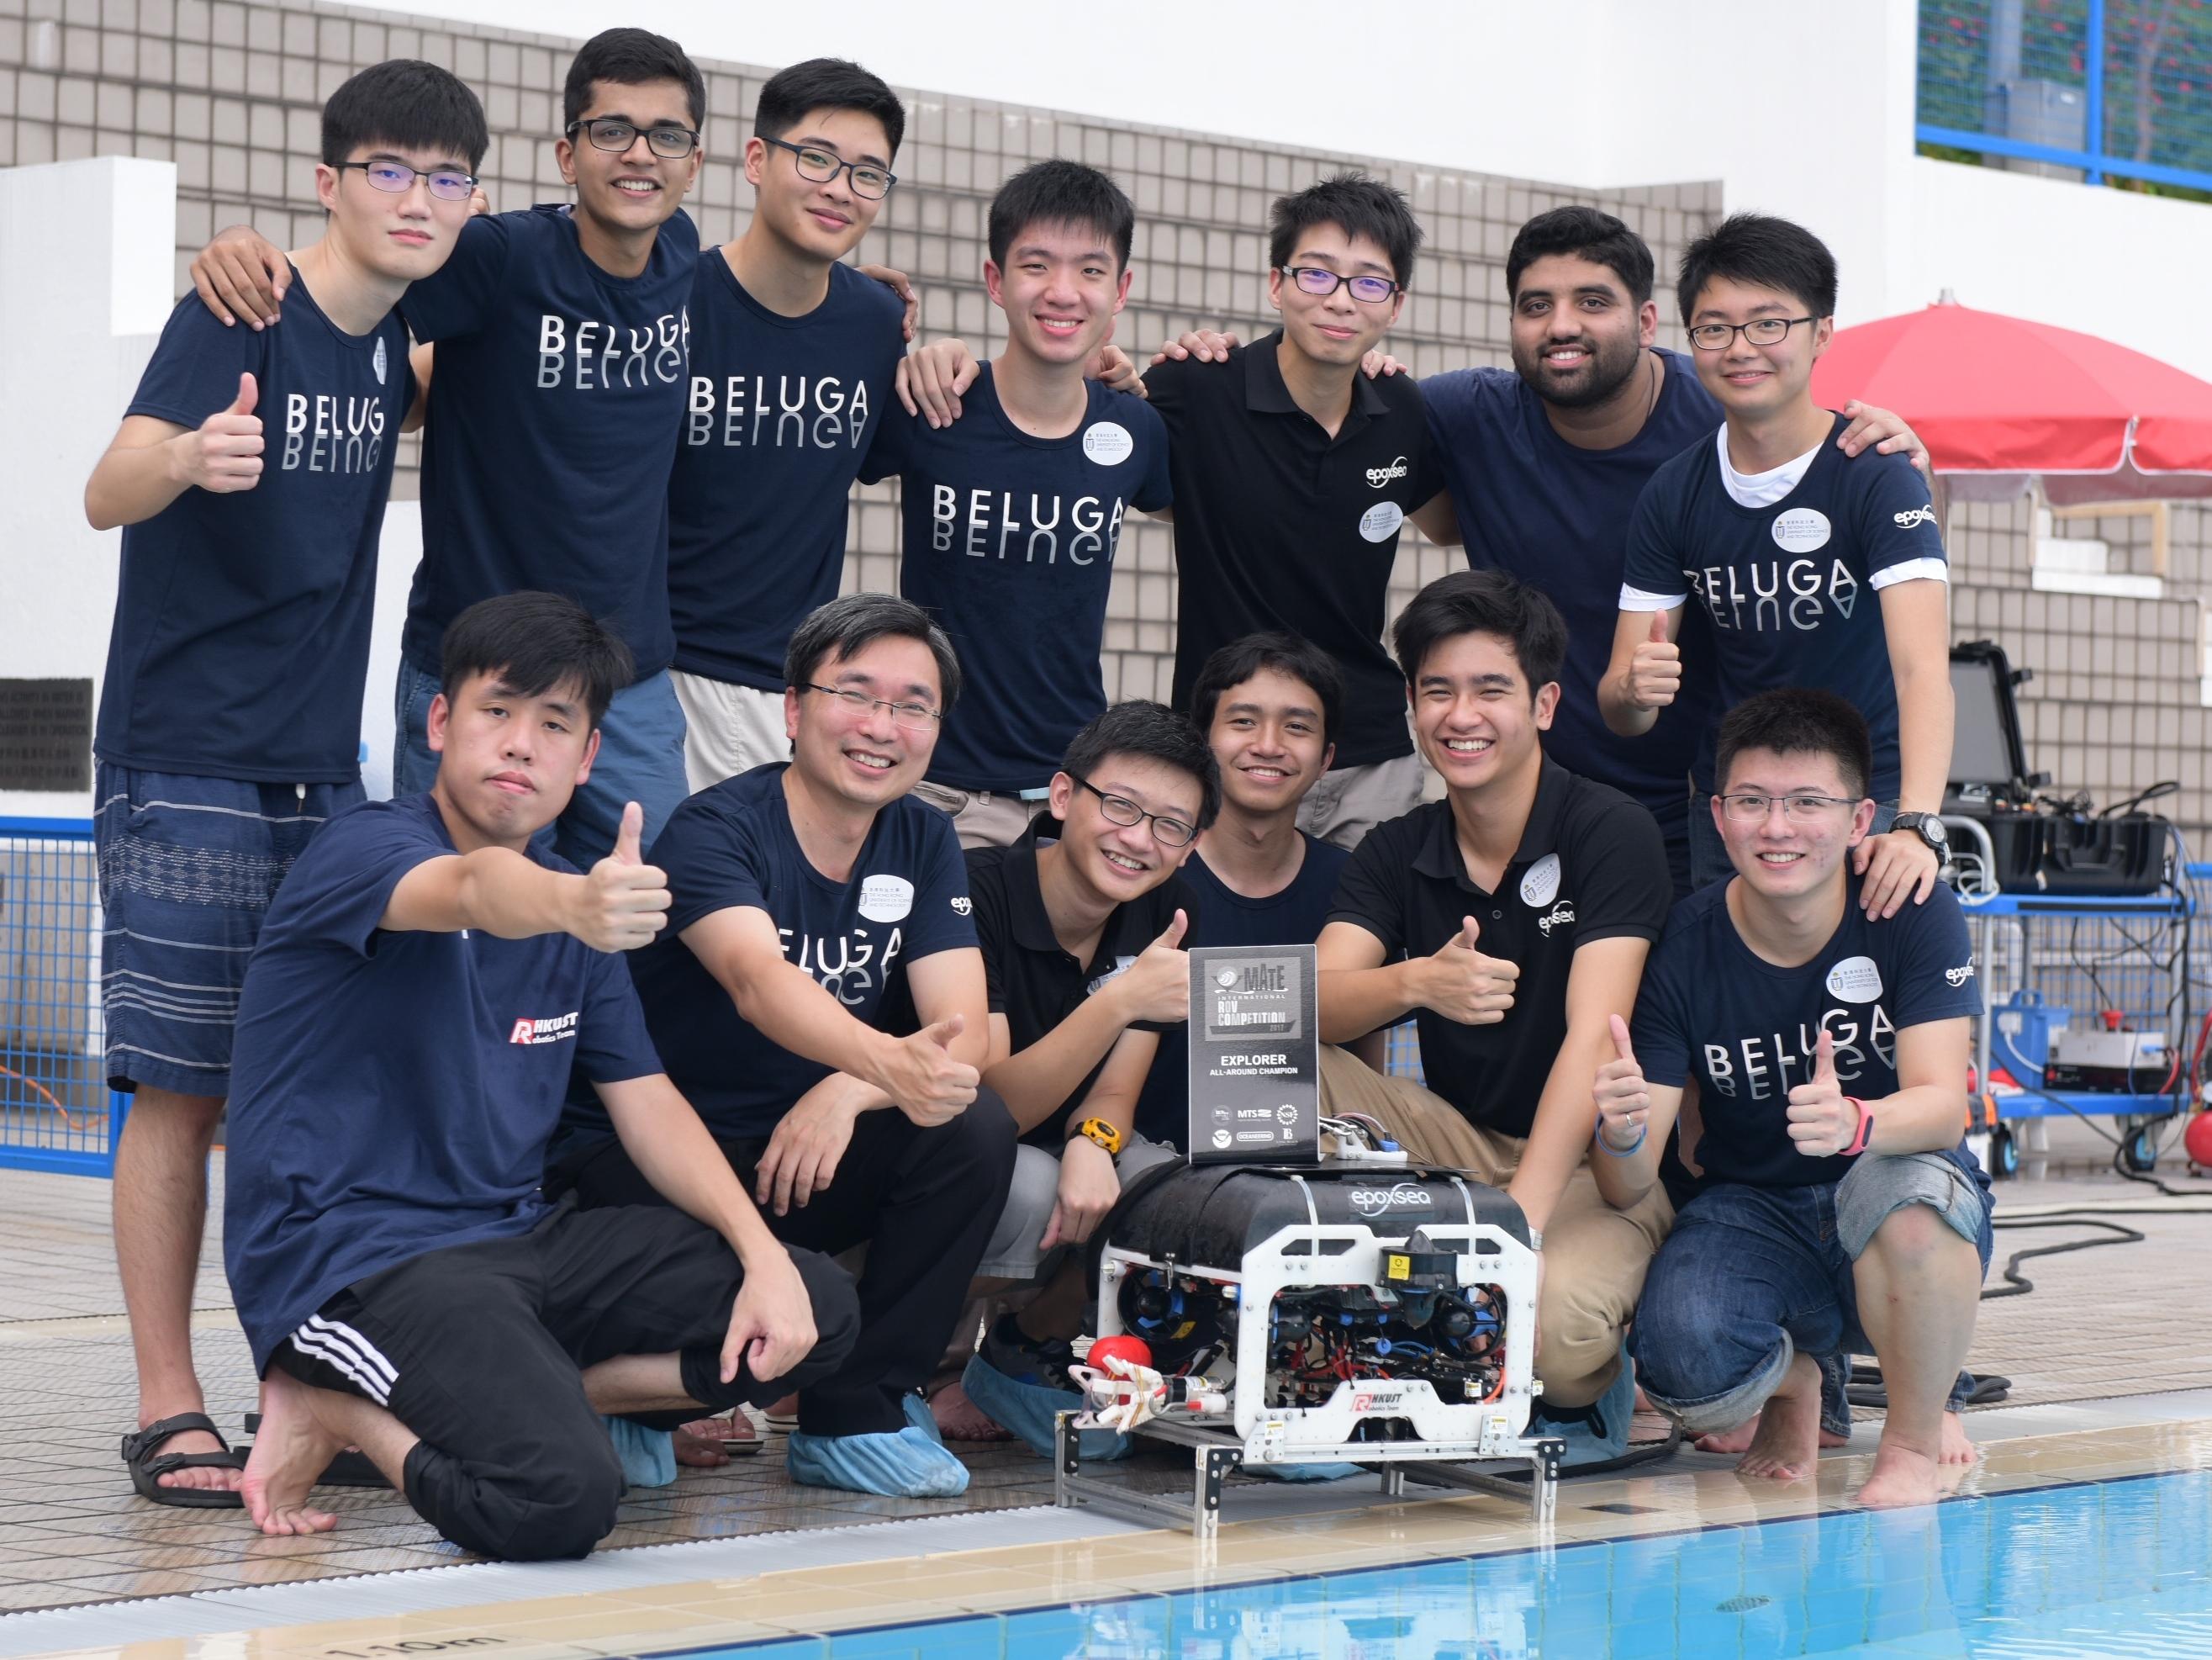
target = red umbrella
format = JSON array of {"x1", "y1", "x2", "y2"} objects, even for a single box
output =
[{"x1": 1808, "y1": 295, "x2": 2212, "y2": 504}]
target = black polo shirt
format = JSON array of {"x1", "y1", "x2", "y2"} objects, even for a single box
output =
[
  {"x1": 1144, "y1": 330, "x2": 1447, "y2": 770},
  {"x1": 1325, "y1": 759, "x2": 1670, "y2": 1137},
  {"x1": 968, "y1": 838, "x2": 1195, "y2": 1150}
]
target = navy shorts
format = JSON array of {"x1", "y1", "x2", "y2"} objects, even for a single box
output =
[{"x1": 94, "y1": 763, "x2": 362, "y2": 1096}]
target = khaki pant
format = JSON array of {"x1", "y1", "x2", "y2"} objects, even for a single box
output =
[
  {"x1": 1318, "y1": 1044, "x2": 1672, "y2": 1409},
  {"x1": 1296, "y1": 749, "x2": 1428, "y2": 850},
  {"x1": 669, "y1": 670, "x2": 789, "y2": 793},
  {"x1": 911, "y1": 778, "x2": 1049, "y2": 850}
]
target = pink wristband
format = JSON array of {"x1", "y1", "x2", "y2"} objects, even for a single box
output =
[{"x1": 1841, "y1": 1097, "x2": 1872, "y2": 1157}]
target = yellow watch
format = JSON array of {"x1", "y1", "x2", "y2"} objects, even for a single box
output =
[{"x1": 1074, "y1": 1118, "x2": 1125, "y2": 1157}]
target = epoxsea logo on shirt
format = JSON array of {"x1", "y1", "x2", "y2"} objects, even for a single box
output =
[
  {"x1": 1825, "y1": 955, "x2": 1885, "y2": 1002},
  {"x1": 1519, "y1": 853, "x2": 1562, "y2": 908},
  {"x1": 1770, "y1": 509, "x2": 1832, "y2": 552},
  {"x1": 1367, "y1": 455, "x2": 1410, "y2": 487},
  {"x1": 858, "y1": 875, "x2": 915, "y2": 923},
  {"x1": 1359, "y1": 501, "x2": 1404, "y2": 542},
  {"x1": 1082, "y1": 421, "x2": 1133, "y2": 465},
  {"x1": 509, "y1": 1011, "x2": 580, "y2": 1045}
]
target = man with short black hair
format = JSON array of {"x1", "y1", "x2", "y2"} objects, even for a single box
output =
[
  {"x1": 1132, "y1": 632, "x2": 1355, "y2": 1146},
  {"x1": 861, "y1": 161, "x2": 1172, "y2": 849},
  {"x1": 951, "y1": 701, "x2": 1215, "y2": 1453},
  {"x1": 1141, "y1": 173, "x2": 1452, "y2": 847},
  {"x1": 548, "y1": 592, "x2": 1016, "y2": 1499},
  {"x1": 191, "y1": 28, "x2": 713, "y2": 867},
  {"x1": 1602, "y1": 214, "x2": 1953, "y2": 907},
  {"x1": 1316, "y1": 569, "x2": 1673, "y2": 1467},
  {"x1": 668, "y1": 58, "x2": 912, "y2": 788},
  {"x1": 1608, "y1": 689, "x2": 1990, "y2": 1509},
  {"x1": 223, "y1": 591, "x2": 858, "y2": 1559},
  {"x1": 86, "y1": 59, "x2": 486, "y2": 1509}
]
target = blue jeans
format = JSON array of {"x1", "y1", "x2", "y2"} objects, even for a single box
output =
[
  {"x1": 1630, "y1": 1152, "x2": 1993, "y2": 1437},
  {"x1": 393, "y1": 654, "x2": 691, "y2": 869},
  {"x1": 1689, "y1": 796, "x2": 1897, "y2": 891}
]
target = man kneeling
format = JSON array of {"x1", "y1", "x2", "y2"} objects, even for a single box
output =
[
  {"x1": 224, "y1": 593, "x2": 857, "y2": 1558},
  {"x1": 1612, "y1": 689, "x2": 1991, "y2": 1509}
]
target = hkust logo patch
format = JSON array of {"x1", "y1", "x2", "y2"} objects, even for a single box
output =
[
  {"x1": 1825, "y1": 956, "x2": 1884, "y2": 1002},
  {"x1": 509, "y1": 1011, "x2": 579, "y2": 1045},
  {"x1": 372, "y1": 336, "x2": 388, "y2": 386},
  {"x1": 1519, "y1": 853, "x2": 1561, "y2": 907}
]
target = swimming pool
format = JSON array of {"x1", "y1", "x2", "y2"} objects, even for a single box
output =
[{"x1": 665, "y1": 1467, "x2": 2212, "y2": 1658}]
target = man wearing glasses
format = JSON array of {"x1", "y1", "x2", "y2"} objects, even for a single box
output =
[
  {"x1": 189, "y1": 29, "x2": 710, "y2": 868},
  {"x1": 1602, "y1": 689, "x2": 1990, "y2": 1509},
  {"x1": 1142, "y1": 173, "x2": 1453, "y2": 849},
  {"x1": 1601, "y1": 214, "x2": 1953, "y2": 908},
  {"x1": 546, "y1": 594, "x2": 1016, "y2": 1499},
  {"x1": 668, "y1": 59, "x2": 914, "y2": 790},
  {"x1": 82, "y1": 60, "x2": 486, "y2": 1510},
  {"x1": 950, "y1": 702, "x2": 1212, "y2": 1456},
  {"x1": 860, "y1": 160, "x2": 1172, "y2": 850}
]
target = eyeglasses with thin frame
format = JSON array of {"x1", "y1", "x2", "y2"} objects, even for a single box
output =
[
  {"x1": 1073, "y1": 775, "x2": 1198, "y2": 848},
  {"x1": 800, "y1": 683, "x2": 941, "y2": 732},
  {"x1": 763, "y1": 135, "x2": 897, "y2": 200},
  {"x1": 1687, "y1": 316, "x2": 1815, "y2": 352},
  {"x1": 338, "y1": 160, "x2": 478, "y2": 201},
  {"x1": 1280, "y1": 266, "x2": 1402, "y2": 304},
  {"x1": 1718, "y1": 791, "x2": 1858, "y2": 823},
  {"x1": 565, "y1": 117, "x2": 701, "y2": 160}
]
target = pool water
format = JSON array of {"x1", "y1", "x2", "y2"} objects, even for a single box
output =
[{"x1": 671, "y1": 1467, "x2": 2212, "y2": 1658}]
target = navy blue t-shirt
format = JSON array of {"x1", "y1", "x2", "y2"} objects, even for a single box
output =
[
  {"x1": 98, "y1": 277, "x2": 414, "y2": 781},
  {"x1": 863, "y1": 367, "x2": 1172, "y2": 791},
  {"x1": 1132, "y1": 835, "x2": 1349, "y2": 1146},
  {"x1": 1422, "y1": 352, "x2": 1718, "y2": 843},
  {"x1": 401, "y1": 204, "x2": 699, "y2": 674},
  {"x1": 222, "y1": 794, "x2": 661, "y2": 1372},
  {"x1": 1631, "y1": 875, "x2": 1984, "y2": 1192},
  {"x1": 568, "y1": 764, "x2": 978, "y2": 1142},
  {"x1": 668, "y1": 256, "x2": 906, "y2": 689},
  {"x1": 1622, "y1": 415, "x2": 1945, "y2": 800}
]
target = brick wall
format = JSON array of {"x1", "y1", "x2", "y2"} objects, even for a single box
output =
[{"x1": 4, "y1": 0, "x2": 2207, "y2": 849}]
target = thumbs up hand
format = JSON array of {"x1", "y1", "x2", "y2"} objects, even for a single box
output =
[
  {"x1": 1113, "y1": 908, "x2": 1191, "y2": 1025},
  {"x1": 1785, "y1": 1029, "x2": 1856, "y2": 1157},
  {"x1": 1593, "y1": 1013, "x2": 1651, "y2": 1151},
  {"x1": 1624, "y1": 608, "x2": 1681, "y2": 711},
  {"x1": 172, "y1": 373, "x2": 265, "y2": 494},
  {"x1": 877, "y1": 1012, "x2": 981, "y2": 1127},
  {"x1": 1418, "y1": 914, "x2": 1520, "y2": 1027},
  {"x1": 572, "y1": 801, "x2": 670, "y2": 951}
]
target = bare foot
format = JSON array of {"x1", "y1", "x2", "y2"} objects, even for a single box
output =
[
  {"x1": 1857, "y1": 1435, "x2": 1944, "y2": 1508},
  {"x1": 240, "y1": 1371, "x2": 341, "y2": 1536},
  {"x1": 1696, "y1": 1415, "x2": 1850, "y2": 1456},
  {"x1": 1736, "y1": 1356, "x2": 1822, "y2": 1482},
  {"x1": 672, "y1": 1430, "x2": 729, "y2": 1468},
  {"x1": 1940, "y1": 1411, "x2": 1977, "y2": 1466},
  {"x1": 139, "y1": 1418, "x2": 246, "y2": 1494},
  {"x1": 930, "y1": 1378, "x2": 1013, "y2": 1443}
]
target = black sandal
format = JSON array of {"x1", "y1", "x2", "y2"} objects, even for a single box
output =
[{"x1": 122, "y1": 1412, "x2": 247, "y2": 1509}]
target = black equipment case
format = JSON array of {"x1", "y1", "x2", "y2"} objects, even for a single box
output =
[{"x1": 1947, "y1": 641, "x2": 2170, "y2": 896}]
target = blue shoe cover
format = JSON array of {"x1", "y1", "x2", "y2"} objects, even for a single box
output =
[
  {"x1": 960, "y1": 1352, "x2": 1129, "y2": 1462},
  {"x1": 602, "y1": 1416, "x2": 677, "y2": 1488},
  {"x1": 786, "y1": 1419, "x2": 970, "y2": 1498},
  {"x1": 901, "y1": 1390, "x2": 946, "y2": 1444},
  {"x1": 1529, "y1": 1347, "x2": 1635, "y2": 1470},
  {"x1": 1243, "y1": 1457, "x2": 1363, "y2": 1483}
]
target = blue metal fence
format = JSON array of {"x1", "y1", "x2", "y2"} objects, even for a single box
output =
[
  {"x1": 0, "y1": 818, "x2": 126, "y2": 1176},
  {"x1": 1919, "y1": 0, "x2": 2212, "y2": 195}
]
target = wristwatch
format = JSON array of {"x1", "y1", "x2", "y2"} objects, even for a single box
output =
[
  {"x1": 1892, "y1": 811, "x2": 1949, "y2": 856},
  {"x1": 1074, "y1": 1118, "x2": 1125, "y2": 1157}
]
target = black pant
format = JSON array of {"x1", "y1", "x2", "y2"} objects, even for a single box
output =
[
  {"x1": 270, "y1": 1202, "x2": 858, "y2": 1562},
  {"x1": 550, "y1": 1090, "x2": 1017, "y2": 1438}
]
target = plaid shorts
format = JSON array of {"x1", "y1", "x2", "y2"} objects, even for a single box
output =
[{"x1": 93, "y1": 763, "x2": 362, "y2": 1096}]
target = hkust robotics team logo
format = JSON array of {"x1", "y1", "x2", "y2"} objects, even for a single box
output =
[{"x1": 509, "y1": 1011, "x2": 579, "y2": 1045}]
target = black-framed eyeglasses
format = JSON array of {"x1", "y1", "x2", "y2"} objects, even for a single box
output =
[
  {"x1": 1687, "y1": 316, "x2": 1815, "y2": 352},
  {"x1": 338, "y1": 160, "x2": 478, "y2": 201},
  {"x1": 1280, "y1": 266, "x2": 1401, "y2": 304},
  {"x1": 763, "y1": 136, "x2": 897, "y2": 200},
  {"x1": 800, "y1": 683, "x2": 941, "y2": 732},
  {"x1": 565, "y1": 117, "x2": 700, "y2": 159},
  {"x1": 1073, "y1": 776, "x2": 1198, "y2": 848},
  {"x1": 1718, "y1": 791, "x2": 1857, "y2": 822}
]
